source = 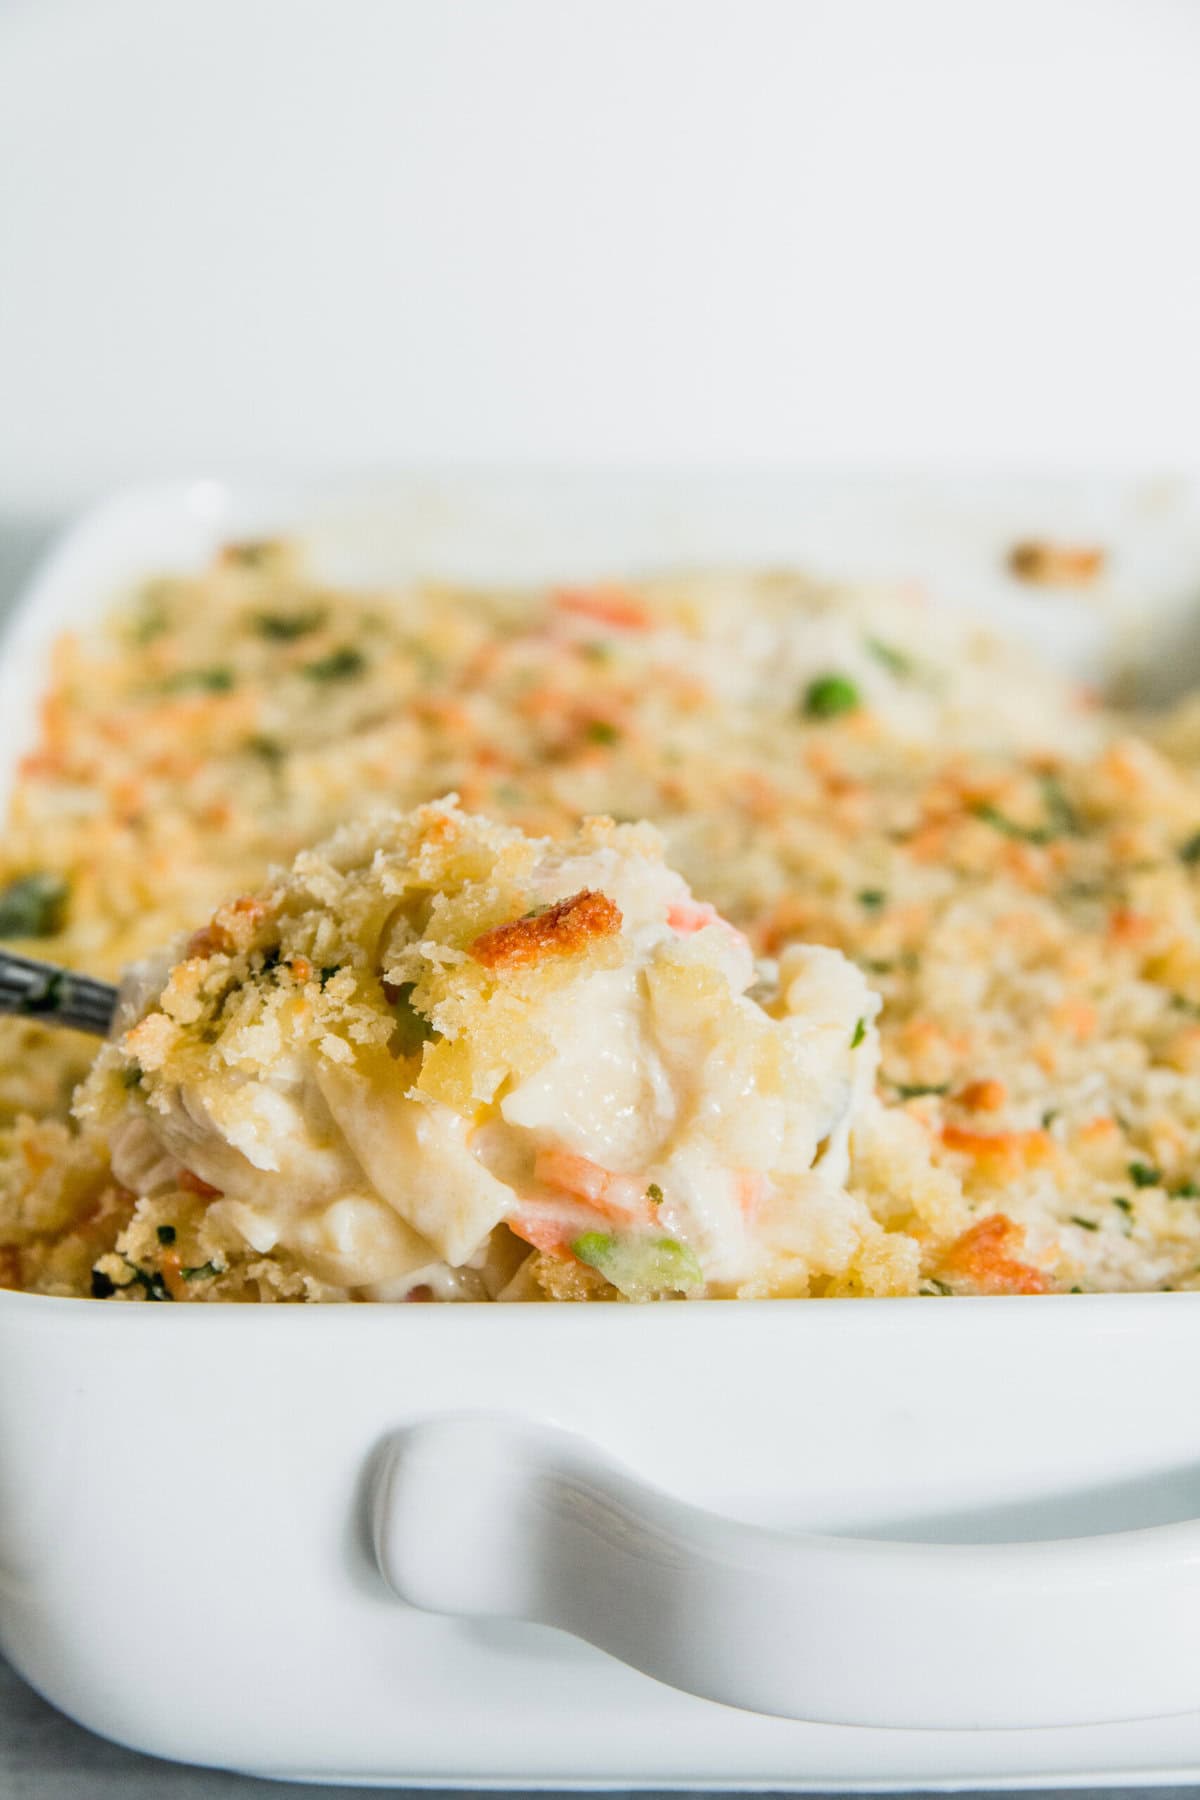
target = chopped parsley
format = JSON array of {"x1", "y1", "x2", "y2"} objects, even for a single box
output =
[
  {"x1": 893, "y1": 1081, "x2": 950, "y2": 1100},
  {"x1": 851, "y1": 1016, "x2": 867, "y2": 1048},
  {"x1": 183, "y1": 1261, "x2": 221, "y2": 1281},
  {"x1": 864, "y1": 636, "x2": 913, "y2": 678},
  {"x1": 585, "y1": 719, "x2": 620, "y2": 746},
  {"x1": 131, "y1": 586, "x2": 170, "y2": 645},
  {"x1": 1112, "y1": 1196, "x2": 1133, "y2": 1216},
  {"x1": 857, "y1": 888, "x2": 886, "y2": 910},
  {"x1": 1071, "y1": 1215, "x2": 1099, "y2": 1231},
  {"x1": 162, "y1": 666, "x2": 234, "y2": 695},
  {"x1": 303, "y1": 645, "x2": 365, "y2": 682},
  {"x1": 1179, "y1": 831, "x2": 1200, "y2": 866},
  {"x1": 971, "y1": 773, "x2": 1080, "y2": 846},
  {"x1": 156, "y1": 1224, "x2": 176, "y2": 1245},
  {"x1": 254, "y1": 607, "x2": 326, "y2": 642},
  {"x1": 971, "y1": 802, "x2": 1053, "y2": 845},
  {"x1": 0, "y1": 871, "x2": 68, "y2": 938},
  {"x1": 120, "y1": 1064, "x2": 144, "y2": 1089},
  {"x1": 920, "y1": 1278, "x2": 953, "y2": 1297},
  {"x1": 245, "y1": 734, "x2": 286, "y2": 766},
  {"x1": 387, "y1": 981, "x2": 437, "y2": 1057},
  {"x1": 802, "y1": 673, "x2": 859, "y2": 720},
  {"x1": 1128, "y1": 1161, "x2": 1162, "y2": 1189},
  {"x1": 646, "y1": 1183, "x2": 664, "y2": 1204},
  {"x1": 1175, "y1": 1180, "x2": 1200, "y2": 1199},
  {"x1": 123, "y1": 1260, "x2": 171, "y2": 1301}
]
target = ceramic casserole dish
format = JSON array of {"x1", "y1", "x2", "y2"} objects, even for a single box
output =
[{"x1": 6, "y1": 471, "x2": 1200, "y2": 1790}]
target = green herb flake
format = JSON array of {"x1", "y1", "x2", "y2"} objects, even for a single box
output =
[
  {"x1": 387, "y1": 981, "x2": 437, "y2": 1057},
  {"x1": 1175, "y1": 1180, "x2": 1200, "y2": 1199},
  {"x1": 156, "y1": 1224, "x2": 177, "y2": 1245},
  {"x1": 920, "y1": 1278, "x2": 953, "y2": 1297},
  {"x1": 246, "y1": 734, "x2": 286, "y2": 766},
  {"x1": 1129, "y1": 1161, "x2": 1162, "y2": 1189},
  {"x1": 851, "y1": 1016, "x2": 867, "y2": 1049},
  {"x1": 1071, "y1": 1215, "x2": 1099, "y2": 1231},
  {"x1": 1112, "y1": 1196, "x2": 1133, "y2": 1215},
  {"x1": 162, "y1": 666, "x2": 234, "y2": 695},
  {"x1": 646, "y1": 1183, "x2": 664, "y2": 1204},
  {"x1": 253, "y1": 607, "x2": 326, "y2": 642},
  {"x1": 864, "y1": 637, "x2": 913, "y2": 678},
  {"x1": 893, "y1": 1081, "x2": 950, "y2": 1101},
  {"x1": 183, "y1": 1261, "x2": 221, "y2": 1281},
  {"x1": 123, "y1": 1259, "x2": 171, "y2": 1301},
  {"x1": 1039, "y1": 773, "x2": 1081, "y2": 837},
  {"x1": 303, "y1": 645, "x2": 366, "y2": 683},
  {"x1": 803, "y1": 673, "x2": 860, "y2": 720},
  {"x1": 120, "y1": 1064, "x2": 144, "y2": 1090},
  {"x1": 971, "y1": 802, "x2": 1052, "y2": 846},
  {"x1": 131, "y1": 586, "x2": 170, "y2": 645},
  {"x1": 585, "y1": 719, "x2": 620, "y2": 746},
  {"x1": 857, "y1": 889, "x2": 886, "y2": 910},
  {"x1": 0, "y1": 871, "x2": 68, "y2": 939},
  {"x1": 1179, "y1": 831, "x2": 1200, "y2": 866}
]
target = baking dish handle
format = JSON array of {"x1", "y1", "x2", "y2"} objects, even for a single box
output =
[{"x1": 369, "y1": 1412, "x2": 1200, "y2": 1730}]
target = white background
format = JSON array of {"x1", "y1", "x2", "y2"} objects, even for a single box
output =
[{"x1": 1, "y1": 0, "x2": 1199, "y2": 508}]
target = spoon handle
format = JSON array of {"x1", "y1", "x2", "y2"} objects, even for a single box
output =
[{"x1": 0, "y1": 949, "x2": 118, "y2": 1036}]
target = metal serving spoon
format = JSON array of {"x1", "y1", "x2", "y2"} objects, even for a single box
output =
[{"x1": 0, "y1": 949, "x2": 118, "y2": 1036}]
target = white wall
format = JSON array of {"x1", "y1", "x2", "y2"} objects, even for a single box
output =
[{"x1": 1, "y1": 0, "x2": 1198, "y2": 508}]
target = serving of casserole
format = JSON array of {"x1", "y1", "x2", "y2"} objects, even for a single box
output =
[{"x1": 6, "y1": 472, "x2": 1200, "y2": 1787}]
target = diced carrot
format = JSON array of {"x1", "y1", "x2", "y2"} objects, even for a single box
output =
[
  {"x1": 508, "y1": 1212, "x2": 574, "y2": 1256},
  {"x1": 737, "y1": 1172, "x2": 765, "y2": 1218},
  {"x1": 667, "y1": 901, "x2": 720, "y2": 936},
  {"x1": 940, "y1": 1124, "x2": 1054, "y2": 1184},
  {"x1": 470, "y1": 890, "x2": 622, "y2": 972},
  {"x1": 554, "y1": 586, "x2": 652, "y2": 632},
  {"x1": 957, "y1": 1079, "x2": 1007, "y2": 1113},
  {"x1": 533, "y1": 1147, "x2": 646, "y2": 1225},
  {"x1": 160, "y1": 1250, "x2": 187, "y2": 1301},
  {"x1": 936, "y1": 1214, "x2": 1053, "y2": 1295},
  {"x1": 1051, "y1": 998, "x2": 1097, "y2": 1041},
  {"x1": 1108, "y1": 907, "x2": 1153, "y2": 947}
]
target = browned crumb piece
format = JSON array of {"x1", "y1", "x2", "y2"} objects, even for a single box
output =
[
  {"x1": 0, "y1": 1245, "x2": 20, "y2": 1289},
  {"x1": 469, "y1": 889, "x2": 622, "y2": 971},
  {"x1": 531, "y1": 1250, "x2": 621, "y2": 1301},
  {"x1": 1009, "y1": 540, "x2": 1106, "y2": 588},
  {"x1": 187, "y1": 893, "x2": 272, "y2": 959}
]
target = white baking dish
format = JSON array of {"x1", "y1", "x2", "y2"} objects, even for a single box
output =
[{"x1": 7, "y1": 472, "x2": 1200, "y2": 1789}]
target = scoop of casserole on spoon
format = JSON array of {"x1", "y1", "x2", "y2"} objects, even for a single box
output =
[{"x1": 62, "y1": 798, "x2": 913, "y2": 1303}]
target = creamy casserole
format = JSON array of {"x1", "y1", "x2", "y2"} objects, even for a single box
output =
[{"x1": 5, "y1": 540, "x2": 1200, "y2": 1299}]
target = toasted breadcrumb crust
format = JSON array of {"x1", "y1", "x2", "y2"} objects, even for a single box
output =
[{"x1": 5, "y1": 546, "x2": 1200, "y2": 1298}]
